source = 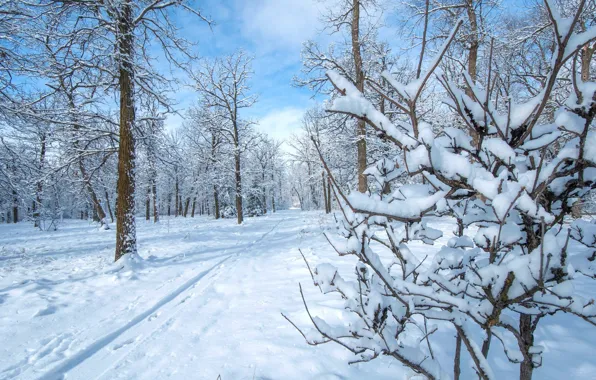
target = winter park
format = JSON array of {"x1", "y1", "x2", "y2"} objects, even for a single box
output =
[{"x1": 1, "y1": 0, "x2": 596, "y2": 379}]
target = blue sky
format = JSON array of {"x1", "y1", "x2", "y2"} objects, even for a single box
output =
[{"x1": 165, "y1": 0, "x2": 328, "y2": 142}]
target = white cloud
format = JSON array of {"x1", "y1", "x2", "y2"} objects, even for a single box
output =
[
  {"x1": 255, "y1": 107, "x2": 305, "y2": 142},
  {"x1": 238, "y1": 0, "x2": 321, "y2": 52}
]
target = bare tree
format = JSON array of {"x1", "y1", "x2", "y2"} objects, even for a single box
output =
[
  {"x1": 287, "y1": 1, "x2": 596, "y2": 378},
  {"x1": 192, "y1": 50, "x2": 258, "y2": 224}
]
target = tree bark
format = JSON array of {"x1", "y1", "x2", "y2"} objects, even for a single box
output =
[
  {"x1": 519, "y1": 314, "x2": 536, "y2": 380},
  {"x1": 114, "y1": 0, "x2": 137, "y2": 262},
  {"x1": 322, "y1": 171, "x2": 329, "y2": 213},
  {"x1": 174, "y1": 175, "x2": 179, "y2": 217},
  {"x1": 33, "y1": 133, "x2": 47, "y2": 228},
  {"x1": 12, "y1": 189, "x2": 18, "y2": 223},
  {"x1": 465, "y1": 0, "x2": 479, "y2": 85},
  {"x1": 79, "y1": 161, "x2": 108, "y2": 228},
  {"x1": 235, "y1": 150, "x2": 243, "y2": 224},
  {"x1": 271, "y1": 172, "x2": 276, "y2": 213},
  {"x1": 326, "y1": 177, "x2": 332, "y2": 212},
  {"x1": 262, "y1": 181, "x2": 267, "y2": 214},
  {"x1": 454, "y1": 333, "x2": 462, "y2": 380},
  {"x1": 214, "y1": 186, "x2": 220, "y2": 219},
  {"x1": 167, "y1": 192, "x2": 172, "y2": 216},
  {"x1": 105, "y1": 189, "x2": 114, "y2": 223},
  {"x1": 145, "y1": 185, "x2": 151, "y2": 220},
  {"x1": 580, "y1": 43, "x2": 594, "y2": 82},
  {"x1": 184, "y1": 196, "x2": 191, "y2": 217},
  {"x1": 233, "y1": 118, "x2": 243, "y2": 224},
  {"x1": 152, "y1": 177, "x2": 158, "y2": 223},
  {"x1": 352, "y1": 0, "x2": 367, "y2": 194}
]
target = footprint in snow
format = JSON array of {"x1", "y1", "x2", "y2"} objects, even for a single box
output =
[
  {"x1": 33, "y1": 305, "x2": 57, "y2": 317},
  {"x1": 112, "y1": 337, "x2": 137, "y2": 351}
]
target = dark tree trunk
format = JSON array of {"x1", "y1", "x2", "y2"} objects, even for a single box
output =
[
  {"x1": 327, "y1": 178, "x2": 332, "y2": 212},
  {"x1": 145, "y1": 185, "x2": 151, "y2": 220},
  {"x1": 174, "y1": 177, "x2": 179, "y2": 217},
  {"x1": 271, "y1": 172, "x2": 276, "y2": 213},
  {"x1": 33, "y1": 133, "x2": 47, "y2": 228},
  {"x1": 92, "y1": 206, "x2": 99, "y2": 222},
  {"x1": 184, "y1": 197, "x2": 191, "y2": 217},
  {"x1": 105, "y1": 189, "x2": 114, "y2": 223},
  {"x1": 80, "y1": 162, "x2": 108, "y2": 228},
  {"x1": 454, "y1": 332, "x2": 462, "y2": 380},
  {"x1": 114, "y1": 0, "x2": 137, "y2": 262},
  {"x1": 519, "y1": 314, "x2": 536, "y2": 380},
  {"x1": 191, "y1": 197, "x2": 196, "y2": 217},
  {"x1": 262, "y1": 172, "x2": 267, "y2": 214},
  {"x1": 13, "y1": 190, "x2": 18, "y2": 223},
  {"x1": 152, "y1": 178, "x2": 158, "y2": 223},
  {"x1": 167, "y1": 193, "x2": 171, "y2": 216},
  {"x1": 322, "y1": 172, "x2": 329, "y2": 213},
  {"x1": 235, "y1": 150, "x2": 243, "y2": 224},
  {"x1": 213, "y1": 186, "x2": 220, "y2": 219},
  {"x1": 272, "y1": 193, "x2": 276, "y2": 213}
]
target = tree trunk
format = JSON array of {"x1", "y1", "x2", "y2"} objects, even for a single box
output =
[
  {"x1": 352, "y1": 0, "x2": 367, "y2": 194},
  {"x1": 307, "y1": 163, "x2": 319, "y2": 209},
  {"x1": 191, "y1": 197, "x2": 197, "y2": 217},
  {"x1": 92, "y1": 205, "x2": 99, "y2": 222},
  {"x1": 184, "y1": 196, "x2": 191, "y2": 217},
  {"x1": 519, "y1": 314, "x2": 536, "y2": 380},
  {"x1": 114, "y1": 0, "x2": 137, "y2": 262},
  {"x1": 105, "y1": 189, "x2": 114, "y2": 223},
  {"x1": 234, "y1": 148, "x2": 243, "y2": 224},
  {"x1": 152, "y1": 178, "x2": 158, "y2": 223},
  {"x1": 79, "y1": 161, "x2": 108, "y2": 228},
  {"x1": 465, "y1": 0, "x2": 480, "y2": 149},
  {"x1": 465, "y1": 0, "x2": 479, "y2": 85},
  {"x1": 454, "y1": 333, "x2": 462, "y2": 380},
  {"x1": 322, "y1": 172, "x2": 329, "y2": 213},
  {"x1": 271, "y1": 172, "x2": 276, "y2": 213},
  {"x1": 580, "y1": 42, "x2": 594, "y2": 82},
  {"x1": 272, "y1": 193, "x2": 276, "y2": 213},
  {"x1": 327, "y1": 178, "x2": 332, "y2": 212},
  {"x1": 174, "y1": 176, "x2": 179, "y2": 217},
  {"x1": 167, "y1": 193, "x2": 171, "y2": 216},
  {"x1": 214, "y1": 186, "x2": 220, "y2": 219},
  {"x1": 145, "y1": 185, "x2": 151, "y2": 220},
  {"x1": 12, "y1": 189, "x2": 18, "y2": 223},
  {"x1": 33, "y1": 133, "x2": 46, "y2": 229}
]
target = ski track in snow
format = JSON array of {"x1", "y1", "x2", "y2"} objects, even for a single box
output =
[
  {"x1": 36, "y1": 256, "x2": 232, "y2": 380},
  {"x1": 7, "y1": 215, "x2": 290, "y2": 380},
  {"x1": 1, "y1": 210, "x2": 596, "y2": 379}
]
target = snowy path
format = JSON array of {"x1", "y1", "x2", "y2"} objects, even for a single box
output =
[
  {"x1": 0, "y1": 211, "x2": 397, "y2": 380},
  {"x1": 1, "y1": 210, "x2": 595, "y2": 379}
]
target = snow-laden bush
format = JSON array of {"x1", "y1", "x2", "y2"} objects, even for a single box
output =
[{"x1": 287, "y1": 2, "x2": 596, "y2": 379}]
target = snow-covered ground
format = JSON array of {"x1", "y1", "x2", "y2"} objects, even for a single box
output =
[{"x1": 0, "y1": 210, "x2": 594, "y2": 379}]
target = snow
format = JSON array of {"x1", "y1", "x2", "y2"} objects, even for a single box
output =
[{"x1": 1, "y1": 211, "x2": 596, "y2": 379}]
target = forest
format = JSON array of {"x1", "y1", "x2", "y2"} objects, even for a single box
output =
[{"x1": 0, "y1": 0, "x2": 595, "y2": 379}]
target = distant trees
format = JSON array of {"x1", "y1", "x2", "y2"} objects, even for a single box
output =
[{"x1": 192, "y1": 50, "x2": 258, "y2": 224}]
